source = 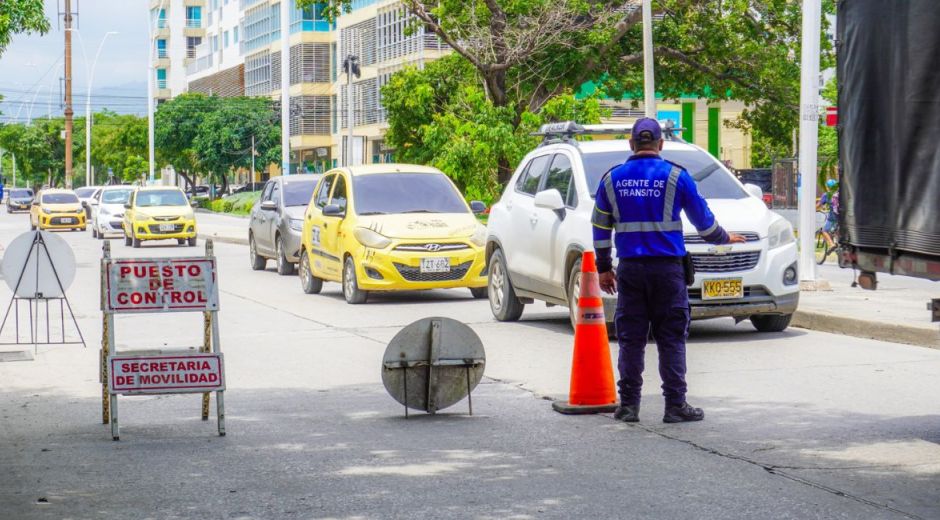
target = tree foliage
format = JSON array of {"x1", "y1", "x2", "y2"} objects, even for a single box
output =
[
  {"x1": 310, "y1": 0, "x2": 834, "y2": 190},
  {"x1": 0, "y1": 119, "x2": 68, "y2": 187},
  {"x1": 155, "y1": 93, "x2": 280, "y2": 194},
  {"x1": 0, "y1": 0, "x2": 49, "y2": 56}
]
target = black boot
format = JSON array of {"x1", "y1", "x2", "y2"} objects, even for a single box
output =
[
  {"x1": 613, "y1": 404, "x2": 640, "y2": 423},
  {"x1": 663, "y1": 402, "x2": 704, "y2": 423}
]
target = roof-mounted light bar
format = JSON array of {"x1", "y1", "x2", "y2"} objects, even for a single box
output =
[{"x1": 532, "y1": 119, "x2": 686, "y2": 140}]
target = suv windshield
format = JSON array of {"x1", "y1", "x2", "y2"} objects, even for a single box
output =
[
  {"x1": 283, "y1": 179, "x2": 318, "y2": 207},
  {"x1": 582, "y1": 149, "x2": 747, "y2": 199},
  {"x1": 10, "y1": 189, "x2": 33, "y2": 198},
  {"x1": 136, "y1": 190, "x2": 188, "y2": 207},
  {"x1": 101, "y1": 189, "x2": 133, "y2": 204},
  {"x1": 354, "y1": 173, "x2": 468, "y2": 215},
  {"x1": 75, "y1": 187, "x2": 97, "y2": 198},
  {"x1": 41, "y1": 193, "x2": 79, "y2": 204}
]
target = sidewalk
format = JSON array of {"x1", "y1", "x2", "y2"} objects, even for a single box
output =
[{"x1": 194, "y1": 211, "x2": 939, "y2": 349}]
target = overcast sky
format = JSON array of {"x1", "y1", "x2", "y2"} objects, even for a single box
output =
[{"x1": 0, "y1": 0, "x2": 150, "y2": 122}]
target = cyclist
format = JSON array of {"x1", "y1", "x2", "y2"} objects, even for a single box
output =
[{"x1": 817, "y1": 179, "x2": 839, "y2": 249}]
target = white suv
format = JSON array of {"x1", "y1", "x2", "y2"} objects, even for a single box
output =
[{"x1": 485, "y1": 122, "x2": 799, "y2": 332}]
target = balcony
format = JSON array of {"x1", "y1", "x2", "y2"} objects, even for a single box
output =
[
  {"x1": 157, "y1": 79, "x2": 168, "y2": 89},
  {"x1": 156, "y1": 48, "x2": 168, "y2": 59},
  {"x1": 186, "y1": 18, "x2": 202, "y2": 28},
  {"x1": 157, "y1": 18, "x2": 168, "y2": 29},
  {"x1": 186, "y1": 47, "x2": 198, "y2": 59}
]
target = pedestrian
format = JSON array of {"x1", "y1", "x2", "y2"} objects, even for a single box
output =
[{"x1": 591, "y1": 118, "x2": 746, "y2": 423}]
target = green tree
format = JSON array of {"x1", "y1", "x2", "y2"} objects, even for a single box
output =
[
  {"x1": 84, "y1": 112, "x2": 149, "y2": 183},
  {"x1": 312, "y1": 0, "x2": 834, "y2": 188},
  {"x1": 154, "y1": 93, "x2": 220, "y2": 190},
  {"x1": 0, "y1": 119, "x2": 68, "y2": 188},
  {"x1": 0, "y1": 0, "x2": 49, "y2": 56}
]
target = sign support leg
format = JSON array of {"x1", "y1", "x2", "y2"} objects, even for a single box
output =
[
  {"x1": 110, "y1": 393, "x2": 119, "y2": 441},
  {"x1": 101, "y1": 241, "x2": 111, "y2": 424},
  {"x1": 201, "y1": 311, "x2": 211, "y2": 421},
  {"x1": 210, "y1": 310, "x2": 225, "y2": 436}
]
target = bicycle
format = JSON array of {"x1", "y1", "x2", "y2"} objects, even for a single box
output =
[{"x1": 816, "y1": 221, "x2": 840, "y2": 265}]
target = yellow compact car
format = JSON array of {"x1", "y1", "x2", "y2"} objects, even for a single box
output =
[
  {"x1": 30, "y1": 189, "x2": 86, "y2": 231},
  {"x1": 298, "y1": 164, "x2": 489, "y2": 304},
  {"x1": 123, "y1": 186, "x2": 197, "y2": 248}
]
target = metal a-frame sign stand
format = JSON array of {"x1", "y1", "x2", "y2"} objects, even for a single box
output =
[
  {"x1": 0, "y1": 231, "x2": 85, "y2": 351},
  {"x1": 100, "y1": 239, "x2": 226, "y2": 441}
]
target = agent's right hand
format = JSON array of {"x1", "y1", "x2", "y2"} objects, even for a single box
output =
[{"x1": 727, "y1": 233, "x2": 747, "y2": 244}]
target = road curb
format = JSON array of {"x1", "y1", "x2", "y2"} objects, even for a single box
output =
[
  {"x1": 198, "y1": 233, "x2": 248, "y2": 246},
  {"x1": 792, "y1": 309, "x2": 939, "y2": 350}
]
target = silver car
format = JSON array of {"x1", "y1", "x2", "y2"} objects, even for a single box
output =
[{"x1": 248, "y1": 174, "x2": 321, "y2": 275}]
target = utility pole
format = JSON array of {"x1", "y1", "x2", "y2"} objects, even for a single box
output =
[
  {"x1": 63, "y1": 0, "x2": 74, "y2": 189},
  {"x1": 251, "y1": 135, "x2": 256, "y2": 182},
  {"x1": 798, "y1": 0, "x2": 822, "y2": 285},
  {"x1": 280, "y1": 0, "x2": 290, "y2": 176},
  {"x1": 343, "y1": 55, "x2": 360, "y2": 167},
  {"x1": 641, "y1": 0, "x2": 656, "y2": 118}
]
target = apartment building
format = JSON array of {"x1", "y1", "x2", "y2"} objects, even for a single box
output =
[{"x1": 150, "y1": 0, "x2": 207, "y2": 102}]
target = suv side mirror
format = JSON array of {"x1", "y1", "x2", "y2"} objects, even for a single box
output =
[
  {"x1": 469, "y1": 200, "x2": 487, "y2": 214},
  {"x1": 124, "y1": 202, "x2": 132, "y2": 209},
  {"x1": 322, "y1": 204, "x2": 344, "y2": 217},
  {"x1": 743, "y1": 183, "x2": 763, "y2": 200},
  {"x1": 534, "y1": 189, "x2": 567, "y2": 220},
  {"x1": 260, "y1": 200, "x2": 277, "y2": 211}
]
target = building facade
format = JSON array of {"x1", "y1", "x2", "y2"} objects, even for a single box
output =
[{"x1": 150, "y1": 0, "x2": 207, "y2": 102}]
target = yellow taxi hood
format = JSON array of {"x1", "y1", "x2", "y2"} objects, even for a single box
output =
[
  {"x1": 357, "y1": 212, "x2": 479, "y2": 240},
  {"x1": 136, "y1": 206, "x2": 193, "y2": 218},
  {"x1": 43, "y1": 203, "x2": 82, "y2": 212}
]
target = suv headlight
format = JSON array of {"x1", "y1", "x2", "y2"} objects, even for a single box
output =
[
  {"x1": 289, "y1": 218, "x2": 303, "y2": 232},
  {"x1": 353, "y1": 227, "x2": 392, "y2": 249},
  {"x1": 767, "y1": 218, "x2": 795, "y2": 249},
  {"x1": 470, "y1": 224, "x2": 487, "y2": 247}
]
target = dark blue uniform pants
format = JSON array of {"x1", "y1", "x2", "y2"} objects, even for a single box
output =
[{"x1": 614, "y1": 258, "x2": 690, "y2": 407}]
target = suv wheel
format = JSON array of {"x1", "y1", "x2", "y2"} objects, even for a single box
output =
[
  {"x1": 750, "y1": 314, "x2": 792, "y2": 333},
  {"x1": 299, "y1": 250, "x2": 323, "y2": 294},
  {"x1": 343, "y1": 256, "x2": 368, "y2": 304},
  {"x1": 249, "y1": 234, "x2": 267, "y2": 271},
  {"x1": 275, "y1": 236, "x2": 295, "y2": 276},
  {"x1": 488, "y1": 248, "x2": 524, "y2": 321},
  {"x1": 566, "y1": 258, "x2": 583, "y2": 329},
  {"x1": 124, "y1": 233, "x2": 131, "y2": 246}
]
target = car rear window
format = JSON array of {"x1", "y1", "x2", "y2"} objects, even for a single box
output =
[
  {"x1": 353, "y1": 173, "x2": 468, "y2": 215},
  {"x1": 582, "y1": 149, "x2": 747, "y2": 200},
  {"x1": 41, "y1": 193, "x2": 79, "y2": 204}
]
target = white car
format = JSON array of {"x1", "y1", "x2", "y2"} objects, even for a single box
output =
[
  {"x1": 485, "y1": 122, "x2": 799, "y2": 333},
  {"x1": 90, "y1": 185, "x2": 134, "y2": 239}
]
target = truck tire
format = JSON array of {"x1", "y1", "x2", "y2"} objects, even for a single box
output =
[
  {"x1": 750, "y1": 314, "x2": 793, "y2": 333},
  {"x1": 488, "y1": 248, "x2": 524, "y2": 321}
]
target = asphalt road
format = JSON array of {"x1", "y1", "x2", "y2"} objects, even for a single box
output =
[{"x1": 0, "y1": 212, "x2": 938, "y2": 520}]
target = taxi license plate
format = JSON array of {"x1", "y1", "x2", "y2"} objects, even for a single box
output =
[
  {"x1": 60, "y1": 217, "x2": 74, "y2": 224},
  {"x1": 159, "y1": 223, "x2": 176, "y2": 231},
  {"x1": 702, "y1": 278, "x2": 744, "y2": 300},
  {"x1": 420, "y1": 257, "x2": 450, "y2": 273}
]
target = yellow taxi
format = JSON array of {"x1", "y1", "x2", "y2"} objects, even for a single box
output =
[
  {"x1": 123, "y1": 186, "x2": 197, "y2": 248},
  {"x1": 298, "y1": 164, "x2": 489, "y2": 304},
  {"x1": 29, "y1": 189, "x2": 86, "y2": 231}
]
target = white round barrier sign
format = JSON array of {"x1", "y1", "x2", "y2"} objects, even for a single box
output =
[{"x1": 1, "y1": 231, "x2": 77, "y2": 298}]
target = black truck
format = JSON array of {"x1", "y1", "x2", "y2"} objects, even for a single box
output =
[{"x1": 838, "y1": 0, "x2": 940, "y2": 323}]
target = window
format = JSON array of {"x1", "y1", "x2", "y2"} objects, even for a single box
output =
[
  {"x1": 270, "y1": 182, "x2": 281, "y2": 206},
  {"x1": 260, "y1": 181, "x2": 274, "y2": 202},
  {"x1": 544, "y1": 154, "x2": 576, "y2": 207},
  {"x1": 314, "y1": 175, "x2": 335, "y2": 208},
  {"x1": 156, "y1": 39, "x2": 167, "y2": 58},
  {"x1": 233, "y1": 26, "x2": 239, "y2": 43},
  {"x1": 156, "y1": 68, "x2": 167, "y2": 88},
  {"x1": 211, "y1": 35, "x2": 219, "y2": 52},
  {"x1": 186, "y1": 36, "x2": 202, "y2": 58},
  {"x1": 224, "y1": 31, "x2": 230, "y2": 48},
  {"x1": 330, "y1": 175, "x2": 348, "y2": 212},
  {"x1": 186, "y1": 6, "x2": 202, "y2": 27},
  {"x1": 515, "y1": 155, "x2": 552, "y2": 195}
]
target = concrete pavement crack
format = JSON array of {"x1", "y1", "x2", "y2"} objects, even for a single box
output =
[{"x1": 630, "y1": 424, "x2": 924, "y2": 520}]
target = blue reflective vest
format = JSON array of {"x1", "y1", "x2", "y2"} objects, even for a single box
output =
[{"x1": 592, "y1": 154, "x2": 728, "y2": 272}]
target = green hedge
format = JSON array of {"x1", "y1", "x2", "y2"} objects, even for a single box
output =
[{"x1": 205, "y1": 192, "x2": 261, "y2": 216}]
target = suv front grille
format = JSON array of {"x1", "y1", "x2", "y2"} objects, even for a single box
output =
[
  {"x1": 691, "y1": 251, "x2": 760, "y2": 272},
  {"x1": 394, "y1": 261, "x2": 472, "y2": 282},
  {"x1": 684, "y1": 232, "x2": 760, "y2": 244},
  {"x1": 153, "y1": 216, "x2": 181, "y2": 222}
]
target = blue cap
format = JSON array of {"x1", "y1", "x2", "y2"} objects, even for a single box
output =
[
  {"x1": 826, "y1": 179, "x2": 838, "y2": 189},
  {"x1": 632, "y1": 118, "x2": 662, "y2": 143}
]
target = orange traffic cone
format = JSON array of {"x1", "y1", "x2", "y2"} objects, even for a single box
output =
[{"x1": 552, "y1": 251, "x2": 618, "y2": 414}]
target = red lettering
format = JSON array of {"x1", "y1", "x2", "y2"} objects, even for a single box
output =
[
  {"x1": 188, "y1": 265, "x2": 201, "y2": 277},
  {"x1": 139, "y1": 375, "x2": 150, "y2": 384},
  {"x1": 133, "y1": 266, "x2": 147, "y2": 278},
  {"x1": 197, "y1": 292, "x2": 207, "y2": 303},
  {"x1": 119, "y1": 266, "x2": 131, "y2": 278},
  {"x1": 120, "y1": 363, "x2": 130, "y2": 372},
  {"x1": 183, "y1": 292, "x2": 196, "y2": 303},
  {"x1": 162, "y1": 265, "x2": 173, "y2": 277},
  {"x1": 149, "y1": 278, "x2": 161, "y2": 291},
  {"x1": 170, "y1": 292, "x2": 182, "y2": 304},
  {"x1": 131, "y1": 362, "x2": 140, "y2": 373},
  {"x1": 209, "y1": 373, "x2": 218, "y2": 382},
  {"x1": 117, "y1": 293, "x2": 129, "y2": 305},
  {"x1": 163, "y1": 278, "x2": 175, "y2": 291},
  {"x1": 144, "y1": 292, "x2": 157, "y2": 305}
]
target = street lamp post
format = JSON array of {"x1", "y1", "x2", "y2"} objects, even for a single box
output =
[
  {"x1": 343, "y1": 55, "x2": 360, "y2": 167},
  {"x1": 797, "y1": 0, "x2": 823, "y2": 285},
  {"x1": 280, "y1": 0, "x2": 290, "y2": 175},
  {"x1": 66, "y1": 28, "x2": 118, "y2": 187},
  {"x1": 641, "y1": 0, "x2": 656, "y2": 118}
]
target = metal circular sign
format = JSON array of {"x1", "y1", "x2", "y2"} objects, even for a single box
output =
[
  {"x1": 382, "y1": 317, "x2": 486, "y2": 414},
  {"x1": 1, "y1": 231, "x2": 77, "y2": 298}
]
